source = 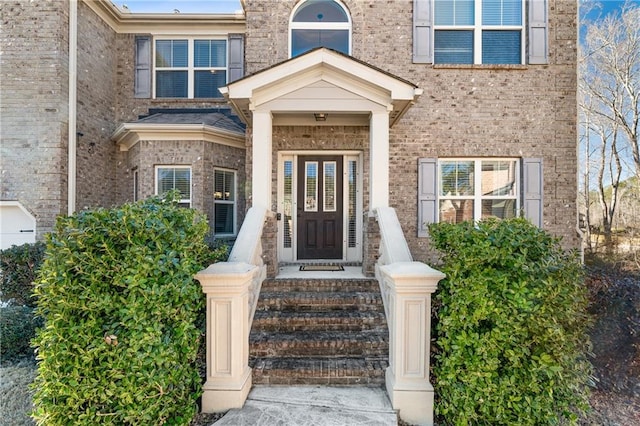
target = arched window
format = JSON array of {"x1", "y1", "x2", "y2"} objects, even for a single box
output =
[{"x1": 289, "y1": 0, "x2": 351, "y2": 57}]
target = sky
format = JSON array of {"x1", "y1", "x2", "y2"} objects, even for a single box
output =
[
  {"x1": 118, "y1": 0, "x2": 242, "y2": 13},
  {"x1": 117, "y1": 0, "x2": 637, "y2": 15}
]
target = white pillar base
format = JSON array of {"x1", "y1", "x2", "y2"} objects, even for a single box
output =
[
  {"x1": 201, "y1": 370, "x2": 252, "y2": 413},
  {"x1": 386, "y1": 368, "x2": 434, "y2": 426}
]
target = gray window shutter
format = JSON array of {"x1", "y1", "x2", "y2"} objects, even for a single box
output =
[
  {"x1": 413, "y1": 0, "x2": 433, "y2": 64},
  {"x1": 134, "y1": 36, "x2": 151, "y2": 98},
  {"x1": 523, "y1": 158, "x2": 543, "y2": 227},
  {"x1": 528, "y1": 0, "x2": 548, "y2": 64},
  {"x1": 418, "y1": 158, "x2": 438, "y2": 237},
  {"x1": 228, "y1": 34, "x2": 244, "y2": 83}
]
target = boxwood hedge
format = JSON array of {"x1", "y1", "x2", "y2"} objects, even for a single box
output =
[
  {"x1": 32, "y1": 194, "x2": 210, "y2": 425},
  {"x1": 429, "y1": 218, "x2": 592, "y2": 425}
]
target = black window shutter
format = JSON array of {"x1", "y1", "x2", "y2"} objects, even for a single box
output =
[{"x1": 418, "y1": 158, "x2": 438, "y2": 237}]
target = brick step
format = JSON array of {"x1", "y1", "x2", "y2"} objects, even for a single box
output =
[
  {"x1": 256, "y1": 291, "x2": 384, "y2": 312},
  {"x1": 262, "y1": 278, "x2": 379, "y2": 293},
  {"x1": 252, "y1": 310, "x2": 387, "y2": 332},
  {"x1": 250, "y1": 330, "x2": 388, "y2": 357},
  {"x1": 250, "y1": 356, "x2": 388, "y2": 385}
]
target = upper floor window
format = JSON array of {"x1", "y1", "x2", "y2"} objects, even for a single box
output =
[
  {"x1": 156, "y1": 166, "x2": 192, "y2": 207},
  {"x1": 289, "y1": 0, "x2": 351, "y2": 57},
  {"x1": 434, "y1": 0, "x2": 524, "y2": 64},
  {"x1": 155, "y1": 38, "x2": 227, "y2": 98}
]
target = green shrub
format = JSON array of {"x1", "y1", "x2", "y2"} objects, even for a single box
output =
[
  {"x1": 32, "y1": 194, "x2": 209, "y2": 425},
  {"x1": 1, "y1": 242, "x2": 45, "y2": 307},
  {"x1": 0, "y1": 306, "x2": 43, "y2": 361},
  {"x1": 429, "y1": 218, "x2": 592, "y2": 425}
]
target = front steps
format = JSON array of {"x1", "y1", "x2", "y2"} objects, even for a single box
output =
[{"x1": 249, "y1": 278, "x2": 389, "y2": 385}]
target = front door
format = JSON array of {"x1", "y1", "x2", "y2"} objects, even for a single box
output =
[{"x1": 297, "y1": 156, "x2": 343, "y2": 259}]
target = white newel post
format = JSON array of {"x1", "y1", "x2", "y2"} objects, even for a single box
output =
[
  {"x1": 369, "y1": 110, "x2": 390, "y2": 210},
  {"x1": 195, "y1": 262, "x2": 257, "y2": 412},
  {"x1": 378, "y1": 262, "x2": 445, "y2": 426}
]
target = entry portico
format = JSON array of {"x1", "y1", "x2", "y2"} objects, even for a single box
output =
[{"x1": 221, "y1": 48, "x2": 422, "y2": 263}]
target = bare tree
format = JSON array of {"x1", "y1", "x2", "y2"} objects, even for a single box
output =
[
  {"x1": 579, "y1": 2, "x2": 640, "y2": 251},
  {"x1": 581, "y1": 3, "x2": 640, "y2": 179}
]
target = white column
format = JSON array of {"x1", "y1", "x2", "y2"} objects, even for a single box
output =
[
  {"x1": 252, "y1": 110, "x2": 273, "y2": 210},
  {"x1": 369, "y1": 110, "x2": 390, "y2": 211}
]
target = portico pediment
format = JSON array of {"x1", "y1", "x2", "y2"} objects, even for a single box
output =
[{"x1": 221, "y1": 48, "x2": 422, "y2": 126}]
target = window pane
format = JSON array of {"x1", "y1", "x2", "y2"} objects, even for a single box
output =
[
  {"x1": 157, "y1": 167, "x2": 190, "y2": 202},
  {"x1": 293, "y1": 0, "x2": 349, "y2": 22},
  {"x1": 172, "y1": 40, "x2": 188, "y2": 67},
  {"x1": 434, "y1": 30, "x2": 473, "y2": 64},
  {"x1": 482, "y1": 30, "x2": 521, "y2": 64},
  {"x1": 324, "y1": 161, "x2": 336, "y2": 212},
  {"x1": 440, "y1": 161, "x2": 474, "y2": 196},
  {"x1": 291, "y1": 29, "x2": 349, "y2": 57},
  {"x1": 482, "y1": 0, "x2": 521, "y2": 25},
  {"x1": 305, "y1": 162, "x2": 318, "y2": 212},
  {"x1": 194, "y1": 70, "x2": 226, "y2": 98},
  {"x1": 156, "y1": 71, "x2": 188, "y2": 97},
  {"x1": 214, "y1": 204, "x2": 234, "y2": 234},
  {"x1": 283, "y1": 161, "x2": 293, "y2": 248},
  {"x1": 156, "y1": 40, "x2": 173, "y2": 67},
  {"x1": 347, "y1": 160, "x2": 357, "y2": 248},
  {"x1": 440, "y1": 199, "x2": 474, "y2": 223},
  {"x1": 174, "y1": 169, "x2": 191, "y2": 199},
  {"x1": 481, "y1": 160, "x2": 516, "y2": 196},
  {"x1": 195, "y1": 40, "x2": 227, "y2": 67},
  {"x1": 481, "y1": 199, "x2": 516, "y2": 219},
  {"x1": 435, "y1": 0, "x2": 474, "y2": 25},
  {"x1": 214, "y1": 170, "x2": 235, "y2": 201}
]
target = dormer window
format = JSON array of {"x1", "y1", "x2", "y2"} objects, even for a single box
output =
[{"x1": 289, "y1": 0, "x2": 351, "y2": 57}]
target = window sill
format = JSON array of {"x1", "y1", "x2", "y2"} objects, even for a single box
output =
[{"x1": 433, "y1": 64, "x2": 529, "y2": 70}]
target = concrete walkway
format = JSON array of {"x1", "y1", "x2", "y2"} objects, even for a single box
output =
[{"x1": 212, "y1": 385, "x2": 398, "y2": 426}]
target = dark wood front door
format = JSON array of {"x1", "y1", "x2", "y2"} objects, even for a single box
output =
[{"x1": 297, "y1": 156, "x2": 343, "y2": 259}]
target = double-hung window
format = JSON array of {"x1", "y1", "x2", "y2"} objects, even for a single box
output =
[
  {"x1": 434, "y1": 0, "x2": 524, "y2": 64},
  {"x1": 156, "y1": 166, "x2": 192, "y2": 208},
  {"x1": 155, "y1": 38, "x2": 227, "y2": 98},
  {"x1": 438, "y1": 159, "x2": 519, "y2": 223},
  {"x1": 213, "y1": 169, "x2": 236, "y2": 236}
]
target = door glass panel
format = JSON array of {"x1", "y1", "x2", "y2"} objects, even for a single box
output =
[
  {"x1": 347, "y1": 160, "x2": 357, "y2": 248},
  {"x1": 283, "y1": 160, "x2": 293, "y2": 248},
  {"x1": 323, "y1": 161, "x2": 336, "y2": 212},
  {"x1": 304, "y1": 161, "x2": 318, "y2": 212}
]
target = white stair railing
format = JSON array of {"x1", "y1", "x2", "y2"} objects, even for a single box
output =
[
  {"x1": 374, "y1": 207, "x2": 445, "y2": 426},
  {"x1": 195, "y1": 206, "x2": 274, "y2": 412}
]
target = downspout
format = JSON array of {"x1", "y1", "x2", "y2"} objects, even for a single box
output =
[{"x1": 68, "y1": 0, "x2": 78, "y2": 215}]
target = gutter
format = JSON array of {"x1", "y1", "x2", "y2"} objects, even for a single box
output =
[{"x1": 68, "y1": 0, "x2": 78, "y2": 215}]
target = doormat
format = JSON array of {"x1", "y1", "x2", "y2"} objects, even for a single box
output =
[{"x1": 299, "y1": 265, "x2": 345, "y2": 272}]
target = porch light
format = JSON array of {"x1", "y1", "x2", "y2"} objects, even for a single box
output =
[{"x1": 314, "y1": 113, "x2": 328, "y2": 121}]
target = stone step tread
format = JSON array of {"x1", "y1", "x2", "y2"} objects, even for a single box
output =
[
  {"x1": 252, "y1": 310, "x2": 386, "y2": 332},
  {"x1": 262, "y1": 279, "x2": 379, "y2": 292},
  {"x1": 250, "y1": 356, "x2": 388, "y2": 385},
  {"x1": 250, "y1": 330, "x2": 388, "y2": 342},
  {"x1": 257, "y1": 291, "x2": 383, "y2": 308}
]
